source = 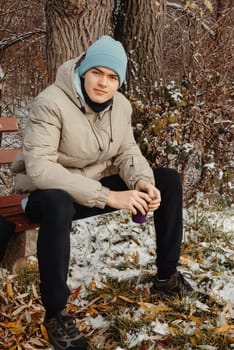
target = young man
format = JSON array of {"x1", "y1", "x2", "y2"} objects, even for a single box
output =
[{"x1": 13, "y1": 36, "x2": 193, "y2": 350}]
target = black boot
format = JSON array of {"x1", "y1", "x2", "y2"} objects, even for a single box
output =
[
  {"x1": 44, "y1": 309, "x2": 89, "y2": 350},
  {"x1": 152, "y1": 271, "x2": 193, "y2": 298},
  {"x1": 152, "y1": 271, "x2": 209, "y2": 302}
]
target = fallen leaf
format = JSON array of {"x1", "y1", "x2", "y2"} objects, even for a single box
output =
[
  {"x1": 97, "y1": 303, "x2": 113, "y2": 311},
  {"x1": 190, "y1": 336, "x2": 197, "y2": 345},
  {"x1": 89, "y1": 280, "x2": 96, "y2": 290},
  {"x1": 16, "y1": 293, "x2": 29, "y2": 300},
  {"x1": 204, "y1": 0, "x2": 213, "y2": 12},
  {"x1": 31, "y1": 283, "x2": 39, "y2": 298},
  {"x1": 87, "y1": 306, "x2": 99, "y2": 315},
  {"x1": 118, "y1": 295, "x2": 134, "y2": 303},
  {"x1": 139, "y1": 301, "x2": 172, "y2": 312},
  {"x1": 12, "y1": 304, "x2": 28, "y2": 316},
  {"x1": 6, "y1": 282, "x2": 14, "y2": 298},
  {"x1": 71, "y1": 285, "x2": 82, "y2": 300},
  {"x1": 40, "y1": 323, "x2": 49, "y2": 340},
  {"x1": 189, "y1": 315, "x2": 203, "y2": 325},
  {"x1": 29, "y1": 338, "x2": 46, "y2": 346},
  {"x1": 0, "y1": 321, "x2": 23, "y2": 331},
  {"x1": 214, "y1": 325, "x2": 234, "y2": 334},
  {"x1": 131, "y1": 251, "x2": 139, "y2": 263}
]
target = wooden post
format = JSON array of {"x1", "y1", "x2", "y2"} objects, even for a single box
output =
[{"x1": 2, "y1": 229, "x2": 38, "y2": 270}]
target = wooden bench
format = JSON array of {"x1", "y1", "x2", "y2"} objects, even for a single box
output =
[{"x1": 0, "y1": 117, "x2": 38, "y2": 268}]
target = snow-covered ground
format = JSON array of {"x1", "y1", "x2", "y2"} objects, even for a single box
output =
[
  {"x1": 0, "y1": 205, "x2": 233, "y2": 349},
  {"x1": 65, "y1": 205, "x2": 234, "y2": 349},
  {"x1": 69, "y1": 207, "x2": 234, "y2": 305}
]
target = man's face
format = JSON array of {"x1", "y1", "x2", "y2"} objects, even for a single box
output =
[{"x1": 83, "y1": 67, "x2": 119, "y2": 103}]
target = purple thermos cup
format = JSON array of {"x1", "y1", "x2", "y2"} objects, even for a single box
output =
[{"x1": 132, "y1": 210, "x2": 147, "y2": 224}]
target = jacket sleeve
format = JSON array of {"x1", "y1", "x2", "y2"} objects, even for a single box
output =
[
  {"x1": 23, "y1": 98, "x2": 109, "y2": 208},
  {"x1": 113, "y1": 103, "x2": 155, "y2": 189}
]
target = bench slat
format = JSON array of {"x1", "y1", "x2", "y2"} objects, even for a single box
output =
[
  {"x1": 0, "y1": 193, "x2": 23, "y2": 208},
  {"x1": 0, "y1": 194, "x2": 37, "y2": 232},
  {"x1": 13, "y1": 215, "x2": 38, "y2": 233},
  {"x1": 0, "y1": 117, "x2": 19, "y2": 132},
  {"x1": 0, "y1": 148, "x2": 21, "y2": 164},
  {"x1": 0, "y1": 118, "x2": 38, "y2": 235}
]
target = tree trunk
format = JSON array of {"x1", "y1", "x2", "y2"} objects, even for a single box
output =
[
  {"x1": 45, "y1": 0, "x2": 115, "y2": 83},
  {"x1": 114, "y1": 0, "x2": 166, "y2": 100}
]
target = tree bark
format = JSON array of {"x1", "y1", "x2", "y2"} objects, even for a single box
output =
[
  {"x1": 114, "y1": 0, "x2": 166, "y2": 100},
  {"x1": 217, "y1": 0, "x2": 233, "y2": 16},
  {"x1": 45, "y1": 0, "x2": 115, "y2": 83}
]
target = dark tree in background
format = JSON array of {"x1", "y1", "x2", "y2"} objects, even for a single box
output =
[
  {"x1": 114, "y1": 0, "x2": 165, "y2": 99},
  {"x1": 0, "y1": 0, "x2": 47, "y2": 108},
  {"x1": 45, "y1": 0, "x2": 115, "y2": 82},
  {"x1": 1, "y1": 0, "x2": 232, "y2": 108}
]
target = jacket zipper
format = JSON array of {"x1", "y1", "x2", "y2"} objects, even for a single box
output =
[
  {"x1": 87, "y1": 117, "x2": 103, "y2": 152},
  {"x1": 86, "y1": 110, "x2": 113, "y2": 152}
]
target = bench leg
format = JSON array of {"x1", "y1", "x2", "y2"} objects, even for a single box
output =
[{"x1": 2, "y1": 229, "x2": 38, "y2": 270}]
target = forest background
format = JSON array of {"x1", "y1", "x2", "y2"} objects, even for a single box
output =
[
  {"x1": 0, "y1": 1, "x2": 234, "y2": 349},
  {"x1": 0, "y1": 0, "x2": 233, "y2": 205}
]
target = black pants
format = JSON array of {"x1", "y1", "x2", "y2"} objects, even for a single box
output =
[{"x1": 25, "y1": 167, "x2": 182, "y2": 314}]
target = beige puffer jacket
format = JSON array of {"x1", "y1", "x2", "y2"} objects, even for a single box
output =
[{"x1": 13, "y1": 57, "x2": 154, "y2": 208}]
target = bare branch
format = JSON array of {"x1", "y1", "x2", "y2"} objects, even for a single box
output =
[
  {"x1": 0, "y1": 29, "x2": 46, "y2": 50},
  {"x1": 0, "y1": 28, "x2": 14, "y2": 34},
  {"x1": 0, "y1": 4, "x2": 36, "y2": 17},
  {"x1": 166, "y1": 1, "x2": 217, "y2": 38}
]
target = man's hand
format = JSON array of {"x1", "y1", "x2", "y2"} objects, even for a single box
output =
[
  {"x1": 134, "y1": 179, "x2": 161, "y2": 212},
  {"x1": 106, "y1": 179, "x2": 161, "y2": 215},
  {"x1": 106, "y1": 189, "x2": 151, "y2": 215}
]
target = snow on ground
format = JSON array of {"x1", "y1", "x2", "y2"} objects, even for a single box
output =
[
  {"x1": 68, "y1": 207, "x2": 234, "y2": 306},
  {"x1": 65, "y1": 205, "x2": 234, "y2": 348},
  {"x1": 1, "y1": 204, "x2": 233, "y2": 349}
]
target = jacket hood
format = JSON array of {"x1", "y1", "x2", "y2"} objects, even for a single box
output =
[{"x1": 54, "y1": 54, "x2": 85, "y2": 108}]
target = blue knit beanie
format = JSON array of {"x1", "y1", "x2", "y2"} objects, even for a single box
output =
[{"x1": 79, "y1": 35, "x2": 127, "y2": 87}]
